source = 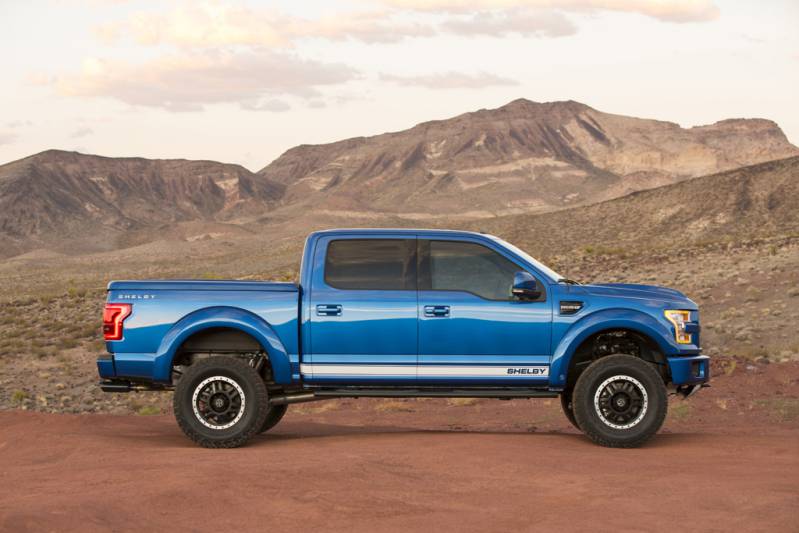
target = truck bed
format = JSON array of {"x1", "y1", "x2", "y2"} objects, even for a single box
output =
[{"x1": 102, "y1": 280, "x2": 300, "y2": 383}]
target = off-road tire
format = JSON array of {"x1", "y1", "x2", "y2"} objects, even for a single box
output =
[
  {"x1": 572, "y1": 354, "x2": 667, "y2": 448},
  {"x1": 257, "y1": 404, "x2": 288, "y2": 434},
  {"x1": 174, "y1": 356, "x2": 269, "y2": 448},
  {"x1": 560, "y1": 388, "x2": 580, "y2": 430}
]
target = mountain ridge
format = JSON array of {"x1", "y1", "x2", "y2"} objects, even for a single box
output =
[
  {"x1": 257, "y1": 98, "x2": 798, "y2": 218},
  {"x1": 464, "y1": 155, "x2": 799, "y2": 261},
  {"x1": 1, "y1": 98, "x2": 797, "y2": 258},
  {"x1": 0, "y1": 149, "x2": 284, "y2": 256}
]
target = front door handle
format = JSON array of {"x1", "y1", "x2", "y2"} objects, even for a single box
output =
[
  {"x1": 424, "y1": 305, "x2": 450, "y2": 317},
  {"x1": 316, "y1": 304, "x2": 342, "y2": 316}
]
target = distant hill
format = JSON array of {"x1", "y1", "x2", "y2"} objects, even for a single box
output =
[
  {"x1": 466, "y1": 156, "x2": 799, "y2": 258},
  {"x1": 1, "y1": 99, "x2": 798, "y2": 259},
  {"x1": 259, "y1": 99, "x2": 799, "y2": 218},
  {"x1": 0, "y1": 150, "x2": 284, "y2": 257}
]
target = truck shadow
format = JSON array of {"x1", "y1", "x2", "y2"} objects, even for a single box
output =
[
  {"x1": 259, "y1": 424, "x2": 707, "y2": 449},
  {"x1": 108, "y1": 420, "x2": 708, "y2": 450}
]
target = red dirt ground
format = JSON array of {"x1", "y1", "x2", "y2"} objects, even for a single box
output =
[
  {"x1": 1, "y1": 360, "x2": 798, "y2": 531},
  {"x1": 1, "y1": 407, "x2": 797, "y2": 532}
]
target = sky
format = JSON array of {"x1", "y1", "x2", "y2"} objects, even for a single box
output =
[{"x1": 1, "y1": 0, "x2": 797, "y2": 171}]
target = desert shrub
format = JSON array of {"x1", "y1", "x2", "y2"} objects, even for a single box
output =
[{"x1": 11, "y1": 390, "x2": 29, "y2": 405}]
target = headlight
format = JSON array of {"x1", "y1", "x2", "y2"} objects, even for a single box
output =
[{"x1": 664, "y1": 310, "x2": 692, "y2": 344}]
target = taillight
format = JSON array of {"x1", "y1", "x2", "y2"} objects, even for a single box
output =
[{"x1": 103, "y1": 303, "x2": 132, "y2": 341}]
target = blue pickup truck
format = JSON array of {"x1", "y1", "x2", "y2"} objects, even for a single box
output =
[{"x1": 99, "y1": 229, "x2": 709, "y2": 448}]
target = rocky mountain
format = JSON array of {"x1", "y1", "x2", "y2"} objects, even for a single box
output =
[
  {"x1": 259, "y1": 99, "x2": 798, "y2": 219},
  {"x1": 1, "y1": 99, "x2": 797, "y2": 259},
  {"x1": 0, "y1": 150, "x2": 284, "y2": 257},
  {"x1": 466, "y1": 155, "x2": 799, "y2": 258}
]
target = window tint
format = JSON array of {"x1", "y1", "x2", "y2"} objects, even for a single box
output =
[
  {"x1": 325, "y1": 239, "x2": 416, "y2": 290},
  {"x1": 423, "y1": 240, "x2": 524, "y2": 300}
]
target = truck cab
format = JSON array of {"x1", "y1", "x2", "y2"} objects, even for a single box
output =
[{"x1": 99, "y1": 229, "x2": 710, "y2": 448}]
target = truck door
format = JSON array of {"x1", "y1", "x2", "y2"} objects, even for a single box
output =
[
  {"x1": 417, "y1": 238, "x2": 552, "y2": 385},
  {"x1": 304, "y1": 235, "x2": 418, "y2": 384}
]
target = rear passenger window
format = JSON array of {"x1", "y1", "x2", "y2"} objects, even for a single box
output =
[{"x1": 325, "y1": 239, "x2": 416, "y2": 290}]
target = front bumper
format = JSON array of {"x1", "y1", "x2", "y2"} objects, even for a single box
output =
[{"x1": 667, "y1": 354, "x2": 710, "y2": 386}]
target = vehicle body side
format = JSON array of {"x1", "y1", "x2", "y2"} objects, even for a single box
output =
[{"x1": 99, "y1": 229, "x2": 708, "y2": 391}]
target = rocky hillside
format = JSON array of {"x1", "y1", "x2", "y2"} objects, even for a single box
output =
[
  {"x1": 259, "y1": 99, "x2": 798, "y2": 218},
  {"x1": 467, "y1": 156, "x2": 799, "y2": 258},
  {"x1": 0, "y1": 150, "x2": 284, "y2": 257},
  {"x1": 1, "y1": 99, "x2": 797, "y2": 258}
]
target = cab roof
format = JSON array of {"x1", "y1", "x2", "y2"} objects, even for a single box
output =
[{"x1": 308, "y1": 228, "x2": 490, "y2": 238}]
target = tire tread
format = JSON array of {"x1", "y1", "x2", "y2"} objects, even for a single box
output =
[
  {"x1": 173, "y1": 357, "x2": 269, "y2": 449},
  {"x1": 572, "y1": 354, "x2": 667, "y2": 448}
]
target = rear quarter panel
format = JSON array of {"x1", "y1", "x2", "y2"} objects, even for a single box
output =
[{"x1": 106, "y1": 288, "x2": 299, "y2": 383}]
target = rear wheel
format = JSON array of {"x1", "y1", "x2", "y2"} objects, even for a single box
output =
[
  {"x1": 174, "y1": 356, "x2": 268, "y2": 448},
  {"x1": 258, "y1": 404, "x2": 288, "y2": 434},
  {"x1": 572, "y1": 354, "x2": 667, "y2": 448}
]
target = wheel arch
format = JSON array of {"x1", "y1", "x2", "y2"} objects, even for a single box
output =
[
  {"x1": 550, "y1": 308, "x2": 675, "y2": 388},
  {"x1": 152, "y1": 306, "x2": 293, "y2": 384}
]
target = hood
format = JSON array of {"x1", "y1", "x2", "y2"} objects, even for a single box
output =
[{"x1": 581, "y1": 283, "x2": 697, "y2": 308}]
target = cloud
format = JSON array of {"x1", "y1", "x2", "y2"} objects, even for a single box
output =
[
  {"x1": 441, "y1": 8, "x2": 577, "y2": 37},
  {"x1": 0, "y1": 132, "x2": 18, "y2": 146},
  {"x1": 379, "y1": 0, "x2": 720, "y2": 23},
  {"x1": 70, "y1": 127, "x2": 94, "y2": 138},
  {"x1": 109, "y1": 3, "x2": 433, "y2": 48},
  {"x1": 92, "y1": 22, "x2": 124, "y2": 45},
  {"x1": 87, "y1": 0, "x2": 717, "y2": 58},
  {"x1": 381, "y1": 71, "x2": 519, "y2": 89},
  {"x1": 240, "y1": 99, "x2": 291, "y2": 112},
  {"x1": 6, "y1": 120, "x2": 33, "y2": 128},
  {"x1": 127, "y1": 3, "x2": 289, "y2": 48},
  {"x1": 53, "y1": 51, "x2": 357, "y2": 112},
  {"x1": 289, "y1": 11, "x2": 436, "y2": 44}
]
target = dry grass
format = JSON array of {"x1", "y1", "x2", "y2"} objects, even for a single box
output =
[
  {"x1": 669, "y1": 403, "x2": 692, "y2": 421},
  {"x1": 374, "y1": 400, "x2": 415, "y2": 412},
  {"x1": 753, "y1": 398, "x2": 799, "y2": 422},
  {"x1": 446, "y1": 398, "x2": 480, "y2": 407}
]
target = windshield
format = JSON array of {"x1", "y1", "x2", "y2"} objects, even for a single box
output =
[{"x1": 488, "y1": 236, "x2": 563, "y2": 283}]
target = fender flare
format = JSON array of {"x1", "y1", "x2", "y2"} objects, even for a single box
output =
[
  {"x1": 152, "y1": 306, "x2": 292, "y2": 384},
  {"x1": 549, "y1": 308, "x2": 677, "y2": 388}
]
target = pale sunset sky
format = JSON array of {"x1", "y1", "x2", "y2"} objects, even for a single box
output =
[{"x1": 1, "y1": 0, "x2": 797, "y2": 170}]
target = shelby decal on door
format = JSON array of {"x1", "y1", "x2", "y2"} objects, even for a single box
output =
[{"x1": 507, "y1": 367, "x2": 548, "y2": 376}]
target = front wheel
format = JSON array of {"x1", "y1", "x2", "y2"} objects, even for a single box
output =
[
  {"x1": 572, "y1": 354, "x2": 667, "y2": 448},
  {"x1": 560, "y1": 389, "x2": 580, "y2": 430},
  {"x1": 174, "y1": 357, "x2": 269, "y2": 448}
]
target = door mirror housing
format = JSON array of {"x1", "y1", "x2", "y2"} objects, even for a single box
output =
[{"x1": 512, "y1": 271, "x2": 542, "y2": 300}]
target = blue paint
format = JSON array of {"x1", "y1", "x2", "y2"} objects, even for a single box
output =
[{"x1": 100, "y1": 229, "x2": 709, "y2": 390}]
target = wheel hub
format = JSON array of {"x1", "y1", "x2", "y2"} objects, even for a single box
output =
[
  {"x1": 191, "y1": 376, "x2": 246, "y2": 430},
  {"x1": 611, "y1": 392, "x2": 630, "y2": 411},
  {"x1": 593, "y1": 375, "x2": 648, "y2": 430},
  {"x1": 210, "y1": 393, "x2": 229, "y2": 412}
]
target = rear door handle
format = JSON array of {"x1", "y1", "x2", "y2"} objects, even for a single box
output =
[
  {"x1": 316, "y1": 304, "x2": 342, "y2": 316},
  {"x1": 424, "y1": 305, "x2": 450, "y2": 317}
]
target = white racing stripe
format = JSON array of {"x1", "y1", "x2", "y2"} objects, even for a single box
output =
[{"x1": 300, "y1": 364, "x2": 548, "y2": 377}]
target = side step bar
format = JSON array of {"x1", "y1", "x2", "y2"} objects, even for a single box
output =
[
  {"x1": 315, "y1": 389, "x2": 558, "y2": 399},
  {"x1": 276, "y1": 388, "x2": 558, "y2": 403},
  {"x1": 101, "y1": 380, "x2": 559, "y2": 403},
  {"x1": 99, "y1": 380, "x2": 172, "y2": 393}
]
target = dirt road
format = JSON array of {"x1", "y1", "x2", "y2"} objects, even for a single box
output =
[{"x1": 0, "y1": 410, "x2": 796, "y2": 532}]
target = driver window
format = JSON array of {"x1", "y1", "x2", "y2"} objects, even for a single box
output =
[{"x1": 426, "y1": 240, "x2": 523, "y2": 300}]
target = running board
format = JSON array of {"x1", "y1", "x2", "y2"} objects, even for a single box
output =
[
  {"x1": 99, "y1": 380, "x2": 173, "y2": 393},
  {"x1": 309, "y1": 388, "x2": 558, "y2": 399}
]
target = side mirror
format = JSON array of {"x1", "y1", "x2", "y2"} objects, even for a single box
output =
[{"x1": 512, "y1": 271, "x2": 541, "y2": 300}]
